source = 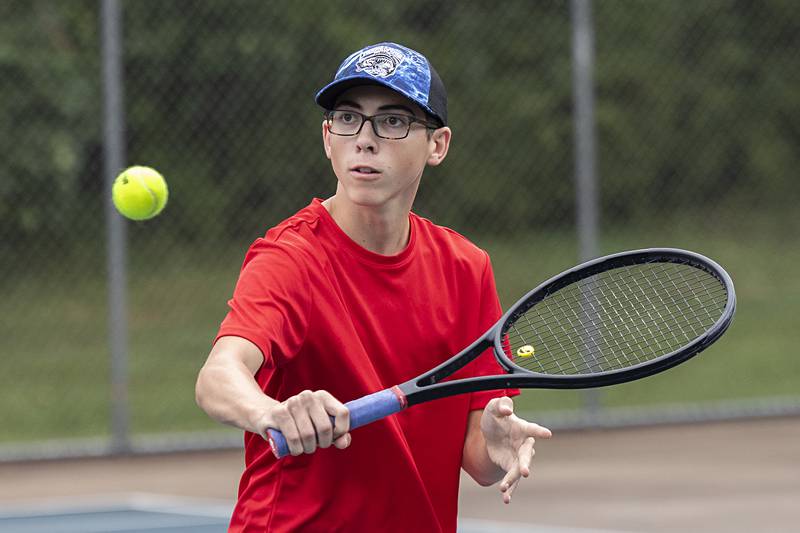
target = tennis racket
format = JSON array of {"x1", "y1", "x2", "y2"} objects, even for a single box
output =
[{"x1": 268, "y1": 247, "x2": 736, "y2": 458}]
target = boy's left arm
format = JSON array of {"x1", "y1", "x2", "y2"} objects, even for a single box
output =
[{"x1": 461, "y1": 396, "x2": 552, "y2": 503}]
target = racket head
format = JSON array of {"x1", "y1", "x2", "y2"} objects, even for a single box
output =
[{"x1": 492, "y1": 248, "x2": 736, "y2": 387}]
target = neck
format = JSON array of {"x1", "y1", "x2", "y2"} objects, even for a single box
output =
[{"x1": 322, "y1": 196, "x2": 411, "y2": 255}]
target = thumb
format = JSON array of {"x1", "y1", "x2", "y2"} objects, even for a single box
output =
[
  {"x1": 486, "y1": 396, "x2": 514, "y2": 417},
  {"x1": 525, "y1": 421, "x2": 553, "y2": 439}
]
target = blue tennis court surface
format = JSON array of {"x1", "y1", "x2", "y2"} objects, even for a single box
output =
[
  {"x1": 0, "y1": 496, "x2": 231, "y2": 533},
  {"x1": 0, "y1": 508, "x2": 229, "y2": 532},
  {"x1": 0, "y1": 495, "x2": 620, "y2": 532}
]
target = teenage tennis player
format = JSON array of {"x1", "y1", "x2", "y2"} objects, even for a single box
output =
[{"x1": 195, "y1": 42, "x2": 552, "y2": 532}]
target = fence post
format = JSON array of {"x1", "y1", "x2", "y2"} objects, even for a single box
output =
[
  {"x1": 571, "y1": 0, "x2": 602, "y2": 417},
  {"x1": 101, "y1": 0, "x2": 130, "y2": 454}
]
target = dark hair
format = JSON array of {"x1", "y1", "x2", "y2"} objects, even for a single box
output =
[{"x1": 425, "y1": 111, "x2": 443, "y2": 128}]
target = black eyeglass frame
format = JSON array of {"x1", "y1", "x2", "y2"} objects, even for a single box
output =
[{"x1": 325, "y1": 109, "x2": 441, "y2": 140}]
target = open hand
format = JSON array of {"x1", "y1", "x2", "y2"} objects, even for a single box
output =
[{"x1": 480, "y1": 396, "x2": 552, "y2": 503}]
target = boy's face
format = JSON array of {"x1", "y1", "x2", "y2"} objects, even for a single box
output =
[{"x1": 322, "y1": 85, "x2": 450, "y2": 211}]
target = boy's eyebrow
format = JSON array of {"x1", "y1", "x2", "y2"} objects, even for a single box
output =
[
  {"x1": 377, "y1": 104, "x2": 417, "y2": 116},
  {"x1": 334, "y1": 101, "x2": 419, "y2": 117},
  {"x1": 334, "y1": 100, "x2": 362, "y2": 110}
]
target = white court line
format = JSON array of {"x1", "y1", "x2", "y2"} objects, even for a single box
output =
[
  {"x1": 0, "y1": 494, "x2": 232, "y2": 533},
  {"x1": 0, "y1": 492, "x2": 232, "y2": 519},
  {"x1": 459, "y1": 517, "x2": 631, "y2": 533},
  {"x1": 119, "y1": 493, "x2": 233, "y2": 518},
  {"x1": 0, "y1": 494, "x2": 630, "y2": 533}
]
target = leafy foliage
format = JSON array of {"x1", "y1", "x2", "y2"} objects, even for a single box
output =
[{"x1": 1, "y1": 0, "x2": 797, "y2": 246}]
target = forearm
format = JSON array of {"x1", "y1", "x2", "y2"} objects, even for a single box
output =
[
  {"x1": 462, "y1": 410, "x2": 505, "y2": 486},
  {"x1": 195, "y1": 357, "x2": 277, "y2": 436}
]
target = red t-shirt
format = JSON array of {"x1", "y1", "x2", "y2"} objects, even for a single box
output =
[{"x1": 216, "y1": 199, "x2": 516, "y2": 532}]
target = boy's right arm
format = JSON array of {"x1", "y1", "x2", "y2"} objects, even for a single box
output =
[{"x1": 195, "y1": 335, "x2": 351, "y2": 456}]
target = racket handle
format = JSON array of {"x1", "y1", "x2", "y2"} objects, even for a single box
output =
[{"x1": 267, "y1": 387, "x2": 407, "y2": 459}]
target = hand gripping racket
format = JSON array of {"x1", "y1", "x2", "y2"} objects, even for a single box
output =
[{"x1": 268, "y1": 248, "x2": 736, "y2": 458}]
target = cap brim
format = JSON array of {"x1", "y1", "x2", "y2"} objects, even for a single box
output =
[
  {"x1": 315, "y1": 75, "x2": 443, "y2": 126},
  {"x1": 316, "y1": 76, "x2": 388, "y2": 110}
]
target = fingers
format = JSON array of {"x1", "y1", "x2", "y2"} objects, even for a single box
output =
[
  {"x1": 267, "y1": 402, "x2": 304, "y2": 456},
  {"x1": 517, "y1": 436, "x2": 535, "y2": 477},
  {"x1": 319, "y1": 390, "x2": 351, "y2": 449},
  {"x1": 500, "y1": 456, "x2": 531, "y2": 503},
  {"x1": 286, "y1": 392, "x2": 319, "y2": 454},
  {"x1": 269, "y1": 390, "x2": 351, "y2": 456},
  {"x1": 333, "y1": 432, "x2": 352, "y2": 450},
  {"x1": 524, "y1": 421, "x2": 553, "y2": 440},
  {"x1": 318, "y1": 390, "x2": 350, "y2": 438},
  {"x1": 307, "y1": 397, "x2": 335, "y2": 449},
  {"x1": 499, "y1": 465, "x2": 522, "y2": 504},
  {"x1": 499, "y1": 435, "x2": 541, "y2": 504}
]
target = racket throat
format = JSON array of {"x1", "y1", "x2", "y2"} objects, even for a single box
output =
[{"x1": 413, "y1": 335, "x2": 494, "y2": 389}]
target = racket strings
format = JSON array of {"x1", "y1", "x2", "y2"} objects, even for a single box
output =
[
  {"x1": 503, "y1": 262, "x2": 728, "y2": 375},
  {"x1": 526, "y1": 268, "x2": 725, "y2": 373},
  {"x1": 545, "y1": 267, "x2": 722, "y2": 371},
  {"x1": 510, "y1": 275, "x2": 722, "y2": 355}
]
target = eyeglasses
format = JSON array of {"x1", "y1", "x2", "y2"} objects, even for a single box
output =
[{"x1": 325, "y1": 109, "x2": 439, "y2": 140}]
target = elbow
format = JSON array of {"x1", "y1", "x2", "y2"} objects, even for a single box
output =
[
  {"x1": 195, "y1": 366, "x2": 211, "y2": 413},
  {"x1": 462, "y1": 454, "x2": 502, "y2": 487},
  {"x1": 475, "y1": 475, "x2": 498, "y2": 487},
  {"x1": 465, "y1": 466, "x2": 499, "y2": 487}
]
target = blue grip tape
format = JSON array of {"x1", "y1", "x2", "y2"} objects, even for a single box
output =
[
  {"x1": 347, "y1": 388, "x2": 405, "y2": 429},
  {"x1": 267, "y1": 387, "x2": 405, "y2": 459}
]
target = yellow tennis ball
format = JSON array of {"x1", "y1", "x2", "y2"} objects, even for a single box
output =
[
  {"x1": 112, "y1": 166, "x2": 169, "y2": 221},
  {"x1": 517, "y1": 345, "x2": 535, "y2": 358}
]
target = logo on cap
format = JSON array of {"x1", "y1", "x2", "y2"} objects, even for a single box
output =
[{"x1": 355, "y1": 45, "x2": 405, "y2": 78}]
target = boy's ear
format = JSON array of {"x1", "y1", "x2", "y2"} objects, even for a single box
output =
[
  {"x1": 427, "y1": 127, "x2": 451, "y2": 167},
  {"x1": 322, "y1": 120, "x2": 332, "y2": 159}
]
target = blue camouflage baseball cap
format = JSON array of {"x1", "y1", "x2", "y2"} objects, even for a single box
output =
[{"x1": 316, "y1": 42, "x2": 447, "y2": 126}]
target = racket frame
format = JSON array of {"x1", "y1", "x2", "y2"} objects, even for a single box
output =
[{"x1": 397, "y1": 248, "x2": 736, "y2": 406}]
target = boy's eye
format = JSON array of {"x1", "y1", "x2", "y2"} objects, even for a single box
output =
[{"x1": 382, "y1": 114, "x2": 410, "y2": 127}]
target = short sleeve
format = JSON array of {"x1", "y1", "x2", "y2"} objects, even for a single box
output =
[
  {"x1": 469, "y1": 252, "x2": 520, "y2": 410},
  {"x1": 215, "y1": 238, "x2": 311, "y2": 368}
]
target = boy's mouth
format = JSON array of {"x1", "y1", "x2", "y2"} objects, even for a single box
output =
[{"x1": 351, "y1": 166, "x2": 380, "y2": 175}]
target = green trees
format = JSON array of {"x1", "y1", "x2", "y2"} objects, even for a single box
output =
[{"x1": 1, "y1": 1, "x2": 796, "y2": 248}]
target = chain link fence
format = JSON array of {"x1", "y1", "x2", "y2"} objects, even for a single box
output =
[{"x1": 1, "y1": 0, "x2": 798, "y2": 458}]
